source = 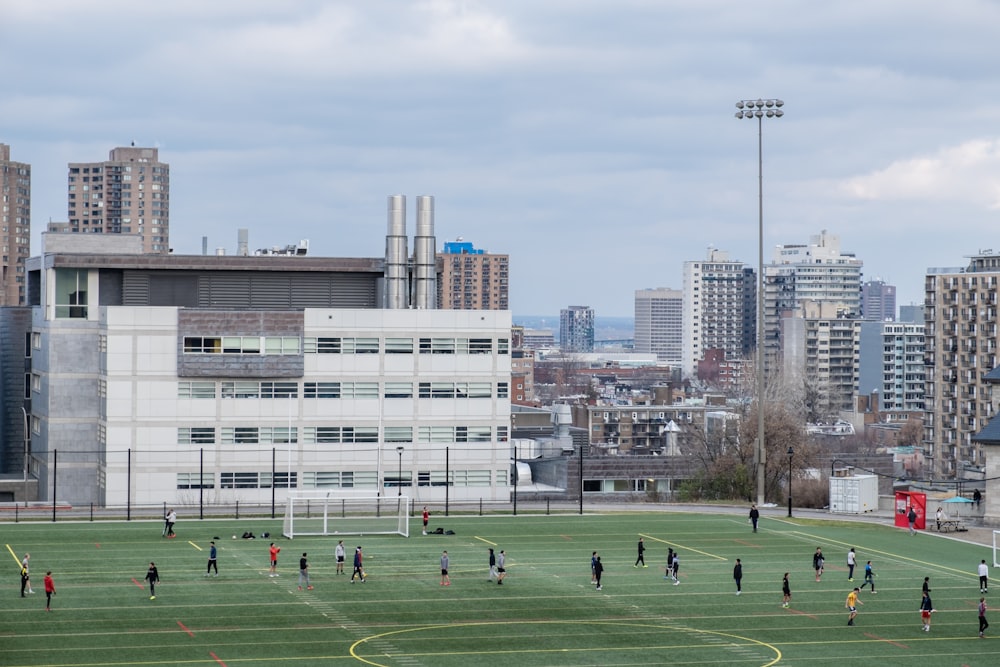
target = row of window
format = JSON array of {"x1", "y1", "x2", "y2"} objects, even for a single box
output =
[
  {"x1": 177, "y1": 469, "x2": 506, "y2": 490},
  {"x1": 178, "y1": 380, "x2": 509, "y2": 400},
  {"x1": 177, "y1": 425, "x2": 510, "y2": 445},
  {"x1": 182, "y1": 336, "x2": 510, "y2": 355}
]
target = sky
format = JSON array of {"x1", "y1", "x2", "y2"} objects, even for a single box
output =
[{"x1": 3, "y1": 1, "x2": 1000, "y2": 318}]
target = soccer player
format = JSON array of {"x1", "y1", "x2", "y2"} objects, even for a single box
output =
[
  {"x1": 920, "y1": 591, "x2": 935, "y2": 631},
  {"x1": 733, "y1": 558, "x2": 743, "y2": 595},
  {"x1": 440, "y1": 550, "x2": 451, "y2": 586},
  {"x1": 749, "y1": 504, "x2": 760, "y2": 532},
  {"x1": 335, "y1": 540, "x2": 346, "y2": 575},
  {"x1": 594, "y1": 556, "x2": 604, "y2": 591},
  {"x1": 845, "y1": 587, "x2": 862, "y2": 626},
  {"x1": 671, "y1": 551, "x2": 680, "y2": 585},
  {"x1": 164, "y1": 509, "x2": 177, "y2": 538},
  {"x1": 351, "y1": 546, "x2": 365, "y2": 583},
  {"x1": 979, "y1": 559, "x2": 989, "y2": 594},
  {"x1": 145, "y1": 562, "x2": 160, "y2": 600},
  {"x1": 497, "y1": 550, "x2": 507, "y2": 585},
  {"x1": 43, "y1": 571, "x2": 56, "y2": 611},
  {"x1": 847, "y1": 548, "x2": 857, "y2": 581},
  {"x1": 781, "y1": 573, "x2": 791, "y2": 608},
  {"x1": 634, "y1": 537, "x2": 647, "y2": 567},
  {"x1": 591, "y1": 551, "x2": 599, "y2": 584},
  {"x1": 859, "y1": 561, "x2": 876, "y2": 593},
  {"x1": 980, "y1": 597, "x2": 989, "y2": 638},
  {"x1": 488, "y1": 548, "x2": 497, "y2": 581},
  {"x1": 422, "y1": 506, "x2": 430, "y2": 535},
  {"x1": 269, "y1": 543, "x2": 281, "y2": 577},
  {"x1": 206, "y1": 541, "x2": 218, "y2": 576},
  {"x1": 20, "y1": 553, "x2": 33, "y2": 597},
  {"x1": 298, "y1": 553, "x2": 312, "y2": 590},
  {"x1": 813, "y1": 548, "x2": 825, "y2": 582},
  {"x1": 665, "y1": 548, "x2": 674, "y2": 580}
]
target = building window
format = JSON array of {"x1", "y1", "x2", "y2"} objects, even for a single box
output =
[
  {"x1": 178, "y1": 381, "x2": 216, "y2": 399},
  {"x1": 383, "y1": 426, "x2": 413, "y2": 442},
  {"x1": 178, "y1": 427, "x2": 216, "y2": 445},
  {"x1": 221, "y1": 381, "x2": 259, "y2": 399},
  {"x1": 385, "y1": 337, "x2": 413, "y2": 353},
  {"x1": 384, "y1": 382, "x2": 413, "y2": 398},
  {"x1": 304, "y1": 382, "x2": 340, "y2": 398},
  {"x1": 54, "y1": 268, "x2": 88, "y2": 318},
  {"x1": 177, "y1": 472, "x2": 215, "y2": 489}
]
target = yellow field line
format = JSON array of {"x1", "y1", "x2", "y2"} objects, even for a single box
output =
[
  {"x1": 639, "y1": 533, "x2": 728, "y2": 561},
  {"x1": 6, "y1": 543, "x2": 22, "y2": 567},
  {"x1": 188, "y1": 541, "x2": 202, "y2": 551},
  {"x1": 473, "y1": 536, "x2": 497, "y2": 546}
]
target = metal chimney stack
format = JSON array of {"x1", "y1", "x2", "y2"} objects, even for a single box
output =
[
  {"x1": 413, "y1": 195, "x2": 437, "y2": 309},
  {"x1": 385, "y1": 195, "x2": 409, "y2": 309},
  {"x1": 238, "y1": 229, "x2": 249, "y2": 257}
]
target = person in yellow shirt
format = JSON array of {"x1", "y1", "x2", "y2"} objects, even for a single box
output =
[{"x1": 846, "y1": 587, "x2": 863, "y2": 626}]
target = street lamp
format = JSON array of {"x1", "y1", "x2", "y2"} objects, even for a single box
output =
[
  {"x1": 396, "y1": 446, "x2": 404, "y2": 497},
  {"x1": 787, "y1": 446, "x2": 794, "y2": 517},
  {"x1": 735, "y1": 97, "x2": 784, "y2": 507}
]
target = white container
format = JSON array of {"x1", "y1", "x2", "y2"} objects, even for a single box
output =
[{"x1": 829, "y1": 475, "x2": 879, "y2": 514}]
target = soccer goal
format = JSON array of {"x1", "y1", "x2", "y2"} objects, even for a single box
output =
[
  {"x1": 282, "y1": 491, "x2": 410, "y2": 539},
  {"x1": 994, "y1": 530, "x2": 1000, "y2": 568}
]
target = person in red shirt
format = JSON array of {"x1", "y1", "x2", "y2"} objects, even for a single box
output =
[
  {"x1": 269, "y1": 543, "x2": 281, "y2": 577},
  {"x1": 43, "y1": 571, "x2": 56, "y2": 611},
  {"x1": 422, "y1": 506, "x2": 430, "y2": 535}
]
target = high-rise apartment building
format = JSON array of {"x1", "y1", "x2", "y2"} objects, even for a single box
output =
[
  {"x1": 925, "y1": 253, "x2": 1000, "y2": 477},
  {"x1": 861, "y1": 278, "x2": 896, "y2": 321},
  {"x1": 858, "y1": 321, "x2": 925, "y2": 412},
  {"x1": 635, "y1": 288, "x2": 683, "y2": 366},
  {"x1": 62, "y1": 146, "x2": 169, "y2": 254},
  {"x1": 438, "y1": 239, "x2": 509, "y2": 310},
  {"x1": 682, "y1": 248, "x2": 755, "y2": 375},
  {"x1": 0, "y1": 143, "x2": 30, "y2": 305},
  {"x1": 764, "y1": 230, "x2": 863, "y2": 372},
  {"x1": 781, "y1": 301, "x2": 860, "y2": 416},
  {"x1": 560, "y1": 306, "x2": 594, "y2": 353}
]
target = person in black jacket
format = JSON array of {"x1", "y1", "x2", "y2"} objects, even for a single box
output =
[
  {"x1": 634, "y1": 538, "x2": 647, "y2": 567},
  {"x1": 594, "y1": 556, "x2": 604, "y2": 590},
  {"x1": 734, "y1": 558, "x2": 743, "y2": 595},
  {"x1": 749, "y1": 505, "x2": 760, "y2": 532}
]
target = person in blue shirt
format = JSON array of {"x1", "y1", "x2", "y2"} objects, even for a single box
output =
[
  {"x1": 206, "y1": 541, "x2": 218, "y2": 576},
  {"x1": 859, "y1": 560, "x2": 875, "y2": 593}
]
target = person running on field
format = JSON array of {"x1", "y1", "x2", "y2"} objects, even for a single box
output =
[
  {"x1": 846, "y1": 587, "x2": 862, "y2": 626},
  {"x1": 859, "y1": 561, "x2": 876, "y2": 593}
]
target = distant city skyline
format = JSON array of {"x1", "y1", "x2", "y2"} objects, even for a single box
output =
[{"x1": 5, "y1": 3, "x2": 1000, "y2": 316}]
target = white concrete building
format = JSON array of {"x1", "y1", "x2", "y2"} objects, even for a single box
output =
[{"x1": 634, "y1": 288, "x2": 683, "y2": 366}]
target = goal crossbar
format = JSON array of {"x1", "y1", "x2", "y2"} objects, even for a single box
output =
[{"x1": 282, "y1": 491, "x2": 410, "y2": 539}]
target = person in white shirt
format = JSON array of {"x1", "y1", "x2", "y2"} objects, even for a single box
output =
[
  {"x1": 979, "y1": 559, "x2": 990, "y2": 594},
  {"x1": 936, "y1": 507, "x2": 944, "y2": 531},
  {"x1": 847, "y1": 548, "x2": 857, "y2": 581}
]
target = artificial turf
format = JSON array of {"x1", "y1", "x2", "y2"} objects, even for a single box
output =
[{"x1": 2, "y1": 510, "x2": 997, "y2": 666}]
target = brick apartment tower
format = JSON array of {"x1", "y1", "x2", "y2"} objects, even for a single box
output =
[
  {"x1": 0, "y1": 143, "x2": 30, "y2": 305},
  {"x1": 437, "y1": 240, "x2": 509, "y2": 310},
  {"x1": 64, "y1": 146, "x2": 169, "y2": 254}
]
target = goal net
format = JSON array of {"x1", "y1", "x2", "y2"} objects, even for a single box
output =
[{"x1": 282, "y1": 491, "x2": 410, "y2": 539}]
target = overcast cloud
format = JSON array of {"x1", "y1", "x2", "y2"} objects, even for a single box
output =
[{"x1": 3, "y1": 0, "x2": 1000, "y2": 316}]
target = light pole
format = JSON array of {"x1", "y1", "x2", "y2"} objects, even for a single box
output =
[
  {"x1": 787, "y1": 446, "x2": 794, "y2": 517},
  {"x1": 735, "y1": 97, "x2": 783, "y2": 507},
  {"x1": 396, "y1": 446, "x2": 404, "y2": 497}
]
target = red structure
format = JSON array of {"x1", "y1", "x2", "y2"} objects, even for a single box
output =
[{"x1": 894, "y1": 491, "x2": 927, "y2": 530}]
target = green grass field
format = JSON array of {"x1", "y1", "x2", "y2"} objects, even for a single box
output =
[{"x1": 2, "y1": 510, "x2": 997, "y2": 666}]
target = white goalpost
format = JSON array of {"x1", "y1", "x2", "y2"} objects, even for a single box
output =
[
  {"x1": 282, "y1": 491, "x2": 411, "y2": 539},
  {"x1": 994, "y1": 530, "x2": 1000, "y2": 568}
]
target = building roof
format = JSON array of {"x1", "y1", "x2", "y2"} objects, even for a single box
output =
[
  {"x1": 972, "y1": 414, "x2": 1000, "y2": 445},
  {"x1": 983, "y1": 366, "x2": 1000, "y2": 383},
  {"x1": 28, "y1": 252, "x2": 383, "y2": 274}
]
